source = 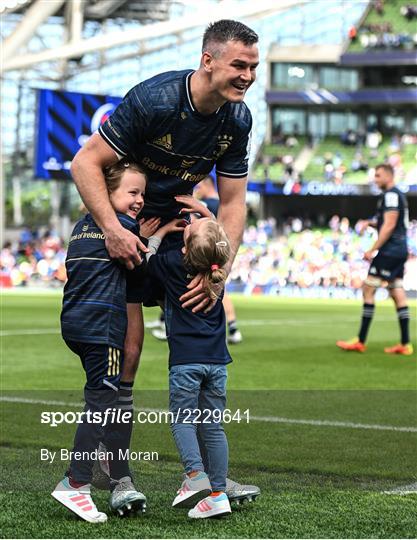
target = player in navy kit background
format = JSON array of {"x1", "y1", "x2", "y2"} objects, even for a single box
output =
[
  {"x1": 70, "y1": 19, "x2": 261, "y2": 502},
  {"x1": 337, "y1": 164, "x2": 413, "y2": 356}
]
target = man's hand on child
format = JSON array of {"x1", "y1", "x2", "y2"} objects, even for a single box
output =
[
  {"x1": 180, "y1": 274, "x2": 225, "y2": 313},
  {"x1": 105, "y1": 226, "x2": 147, "y2": 270}
]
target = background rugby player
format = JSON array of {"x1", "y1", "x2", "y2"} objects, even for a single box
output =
[{"x1": 337, "y1": 164, "x2": 413, "y2": 355}]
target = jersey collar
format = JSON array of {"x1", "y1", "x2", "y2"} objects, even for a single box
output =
[{"x1": 185, "y1": 71, "x2": 222, "y2": 119}]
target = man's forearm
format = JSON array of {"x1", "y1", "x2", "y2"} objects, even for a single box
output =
[
  {"x1": 373, "y1": 224, "x2": 395, "y2": 251},
  {"x1": 217, "y1": 202, "x2": 246, "y2": 274}
]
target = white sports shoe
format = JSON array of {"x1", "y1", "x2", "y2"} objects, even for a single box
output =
[
  {"x1": 172, "y1": 472, "x2": 212, "y2": 508},
  {"x1": 152, "y1": 327, "x2": 167, "y2": 341},
  {"x1": 225, "y1": 478, "x2": 260, "y2": 504},
  {"x1": 227, "y1": 330, "x2": 242, "y2": 344},
  {"x1": 145, "y1": 319, "x2": 164, "y2": 329},
  {"x1": 188, "y1": 492, "x2": 231, "y2": 519},
  {"x1": 51, "y1": 477, "x2": 107, "y2": 523},
  {"x1": 109, "y1": 476, "x2": 147, "y2": 516}
]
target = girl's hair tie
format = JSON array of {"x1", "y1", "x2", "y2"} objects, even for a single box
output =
[
  {"x1": 216, "y1": 241, "x2": 227, "y2": 247},
  {"x1": 211, "y1": 264, "x2": 219, "y2": 271}
]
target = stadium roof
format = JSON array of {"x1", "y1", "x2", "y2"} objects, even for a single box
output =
[
  {"x1": 1, "y1": 0, "x2": 307, "y2": 73},
  {"x1": 0, "y1": 0, "x2": 170, "y2": 22}
]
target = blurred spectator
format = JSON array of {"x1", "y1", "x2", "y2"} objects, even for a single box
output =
[
  {"x1": 2, "y1": 218, "x2": 416, "y2": 298},
  {"x1": 401, "y1": 5, "x2": 417, "y2": 21},
  {"x1": 348, "y1": 25, "x2": 357, "y2": 41},
  {"x1": 1, "y1": 231, "x2": 66, "y2": 288},
  {"x1": 373, "y1": 0, "x2": 384, "y2": 16},
  {"x1": 229, "y1": 216, "x2": 417, "y2": 297}
]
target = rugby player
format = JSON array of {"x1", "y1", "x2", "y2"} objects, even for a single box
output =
[
  {"x1": 337, "y1": 164, "x2": 413, "y2": 355},
  {"x1": 71, "y1": 19, "x2": 261, "y2": 504}
]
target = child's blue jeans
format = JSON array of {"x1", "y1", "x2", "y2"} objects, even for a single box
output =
[{"x1": 169, "y1": 363, "x2": 228, "y2": 492}]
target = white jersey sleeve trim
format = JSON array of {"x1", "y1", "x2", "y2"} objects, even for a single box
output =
[
  {"x1": 216, "y1": 169, "x2": 248, "y2": 178},
  {"x1": 98, "y1": 126, "x2": 127, "y2": 158}
]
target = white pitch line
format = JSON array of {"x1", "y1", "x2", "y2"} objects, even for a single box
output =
[
  {"x1": 1, "y1": 396, "x2": 416, "y2": 433},
  {"x1": 383, "y1": 483, "x2": 417, "y2": 495},
  {"x1": 0, "y1": 316, "x2": 402, "y2": 335},
  {"x1": 0, "y1": 329, "x2": 61, "y2": 336}
]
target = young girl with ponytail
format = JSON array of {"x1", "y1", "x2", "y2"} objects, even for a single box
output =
[{"x1": 145, "y1": 202, "x2": 233, "y2": 520}]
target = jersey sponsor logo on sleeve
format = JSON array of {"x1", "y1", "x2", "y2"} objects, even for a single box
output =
[{"x1": 385, "y1": 192, "x2": 399, "y2": 208}]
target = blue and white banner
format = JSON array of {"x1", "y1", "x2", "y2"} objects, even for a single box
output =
[{"x1": 35, "y1": 88, "x2": 122, "y2": 180}]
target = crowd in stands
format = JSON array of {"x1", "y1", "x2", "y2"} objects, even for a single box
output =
[
  {"x1": 0, "y1": 228, "x2": 66, "y2": 288},
  {"x1": 315, "y1": 130, "x2": 416, "y2": 184},
  {"x1": 3, "y1": 217, "x2": 416, "y2": 298},
  {"x1": 348, "y1": 0, "x2": 417, "y2": 50},
  {"x1": 228, "y1": 216, "x2": 417, "y2": 297}
]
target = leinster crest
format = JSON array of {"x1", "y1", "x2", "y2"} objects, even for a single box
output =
[{"x1": 213, "y1": 134, "x2": 233, "y2": 159}]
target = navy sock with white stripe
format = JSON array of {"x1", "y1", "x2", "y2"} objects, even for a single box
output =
[
  {"x1": 397, "y1": 306, "x2": 410, "y2": 345},
  {"x1": 358, "y1": 303, "x2": 375, "y2": 344}
]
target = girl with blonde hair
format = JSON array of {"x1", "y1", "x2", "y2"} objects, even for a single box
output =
[{"x1": 146, "y1": 211, "x2": 233, "y2": 519}]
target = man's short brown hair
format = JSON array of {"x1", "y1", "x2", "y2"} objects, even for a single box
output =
[
  {"x1": 375, "y1": 163, "x2": 394, "y2": 177},
  {"x1": 202, "y1": 19, "x2": 258, "y2": 56}
]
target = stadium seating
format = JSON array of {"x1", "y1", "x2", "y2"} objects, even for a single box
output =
[
  {"x1": 2, "y1": 218, "x2": 416, "y2": 296},
  {"x1": 347, "y1": 0, "x2": 417, "y2": 52},
  {"x1": 253, "y1": 133, "x2": 417, "y2": 185},
  {"x1": 302, "y1": 134, "x2": 417, "y2": 184},
  {"x1": 228, "y1": 217, "x2": 417, "y2": 296}
]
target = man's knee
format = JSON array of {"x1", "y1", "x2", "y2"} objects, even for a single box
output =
[
  {"x1": 388, "y1": 278, "x2": 404, "y2": 290},
  {"x1": 362, "y1": 282, "x2": 376, "y2": 300}
]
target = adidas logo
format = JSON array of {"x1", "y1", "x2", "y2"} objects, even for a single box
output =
[{"x1": 152, "y1": 134, "x2": 172, "y2": 151}]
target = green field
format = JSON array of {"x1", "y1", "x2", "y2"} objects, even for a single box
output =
[{"x1": 1, "y1": 292, "x2": 416, "y2": 538}]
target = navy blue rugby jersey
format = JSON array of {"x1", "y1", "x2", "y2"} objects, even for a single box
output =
[
  {"x1": 99, "y1": 69, "x2": 252, "y2": 221},
  {"x1": 61, "y1": 213, "x2": 145, "y2": 349},
  {"x1": 147, "y1": 249, "x2": 232, "y2": 368},
  {"x1": 376, "y1": 187, "x2": 408, "y2": 258}
]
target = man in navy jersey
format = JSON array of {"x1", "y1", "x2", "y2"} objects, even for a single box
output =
[
  {"x1": 337, "y1": 164, "x2": 413, "y2": 355},
  {"x1": 71, "y1": 20, "x2": 260, "y2": 503}
]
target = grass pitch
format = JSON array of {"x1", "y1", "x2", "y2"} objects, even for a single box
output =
[{"x1": 1, "y1": 292, "x2": 416, "y2": 538}]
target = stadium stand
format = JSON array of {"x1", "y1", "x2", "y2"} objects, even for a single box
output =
[
  {"x1": 0, "y1": 230, "x2": 66, "y2": 288},
  {"x1": 347, "y1": 0, "x2": 417, "y2": 52},
  {"x1": 257, "y1": 0, "x2": 417, "y2": 189},
  {"x1": 228, "y1": 217, "x2": 417, "y2": 297},
  {"x1": 302, "y1": 132, "x2": 417, "y2": 184},
  {"x1": 3, "y1": 218, "x2": 416, "y2": 296}
]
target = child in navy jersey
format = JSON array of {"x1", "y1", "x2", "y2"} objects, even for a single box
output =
[
  {"x1": 52, "y1": 160, "x2": 183, "y2": 523},
  {"x1": 146, "y1": 206, "x2": 233, "y2": 519}
]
